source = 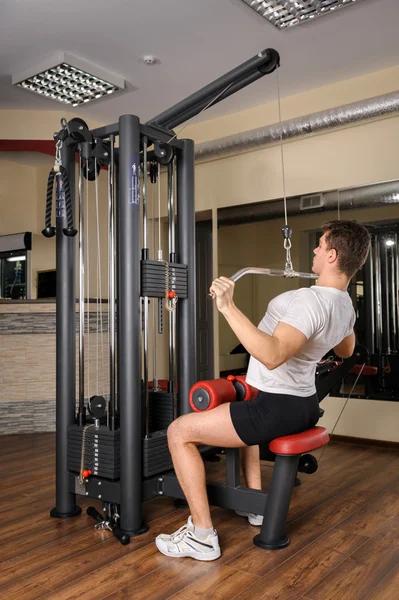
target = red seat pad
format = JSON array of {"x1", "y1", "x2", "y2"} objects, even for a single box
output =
[
  {"x1": 349, "y1": 365, "x2": 378, "y2": 376},
  {"x1": 269, "y1": 426, "x2": 330, "y2": 455},
  {"x1": 189, "y1": 378, "x2": 236, "y2": 412}
]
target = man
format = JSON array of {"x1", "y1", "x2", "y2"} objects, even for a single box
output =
[{"x1": 155, "y1": 220, "x2": 371, "y2": 561}]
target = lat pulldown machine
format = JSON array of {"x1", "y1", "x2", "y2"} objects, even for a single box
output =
[
  {"x1": 45, "y1": 46, "x2": 368, "y2": 548},
  {"x1": 46, "y1": 48, "x2": 284, "y2": 542}
]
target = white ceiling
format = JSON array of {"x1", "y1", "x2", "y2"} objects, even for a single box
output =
[{"x1": 1, "y1": 0, "x2": 399, "y2": 128}]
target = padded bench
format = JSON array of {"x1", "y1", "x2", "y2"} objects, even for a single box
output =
[{"x1": 189, "y1": 378, "x2": 330, "y2": 550}]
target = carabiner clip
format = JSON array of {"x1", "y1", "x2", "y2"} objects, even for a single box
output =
[
  {"x1": 54, "y1": 139, "x2": 62, "y2": 172},
  {"x1": 282, "y1": 225, "x2": 293, "y2": 271}
]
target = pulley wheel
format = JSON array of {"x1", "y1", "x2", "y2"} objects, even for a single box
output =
[
  {"x1": 88, "y1": 395, "x2": 107, "y2": 419},
  {"x1": 154, "y1": 142, "x2": 174, "y2": 166},
  {"x1": 83, "y1": 157, "x2": 101, "y2": 181}
]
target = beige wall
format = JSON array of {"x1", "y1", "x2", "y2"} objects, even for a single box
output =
[
  {"x1": 319, "y1": 396, "x2": 399, "y2": 444},
  {"x1": 0, "y1": 157, "x2": 40, "y2": 235},
  {"x1": 0, "y1": 110, "x2": 104, "y2": 140}
]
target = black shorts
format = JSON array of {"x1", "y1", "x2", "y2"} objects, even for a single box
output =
[{"x1": 229, "y1": 390, "x2": 320, "y2": 446}]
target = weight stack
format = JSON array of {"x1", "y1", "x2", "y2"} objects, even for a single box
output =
[
  {"x1": 141, "y1": 260, "x2": 188, "y2": 298},
  {"x1": 143, "y1": 430, "x2": 173, "y2": 478},
  {"x1": 148, "y1": 390, "x2": 176, "y2": 433},
  {"x1": 67, "y1": 425, "x2": 120, "y2": 480}
]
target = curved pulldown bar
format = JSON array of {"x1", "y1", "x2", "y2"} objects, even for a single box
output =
[
  {"x1": 230, "y1": 266, "x2": 318, "y2": 282},
  {"x1": 209, "y1": 266, "x2": 317, "y2": 299}
]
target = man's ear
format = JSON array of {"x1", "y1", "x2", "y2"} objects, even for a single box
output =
[{"x1": 328, "y1": 248, "x2": 338, "y2": 264}]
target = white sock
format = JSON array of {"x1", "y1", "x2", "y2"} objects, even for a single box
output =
[{"x1": 193, "y1": 524, "x2": 215, "y2": 540}]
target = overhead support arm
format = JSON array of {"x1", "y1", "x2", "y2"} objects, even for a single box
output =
[{"x1": 147, "y1": 48, "x2": 280, "y2": 130}]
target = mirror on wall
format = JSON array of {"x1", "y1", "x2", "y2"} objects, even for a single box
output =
[{"x1": 217, "y1": 179, "x2": 399, "y2": 402}]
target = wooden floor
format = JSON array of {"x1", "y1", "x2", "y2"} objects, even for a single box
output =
[{"x1": 1, "y1": 435, "x2": 399, "y2": 600}]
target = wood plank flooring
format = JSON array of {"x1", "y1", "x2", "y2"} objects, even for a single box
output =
[{"x1": 0, "y1": 433, "x2": 398, "y2": 600}]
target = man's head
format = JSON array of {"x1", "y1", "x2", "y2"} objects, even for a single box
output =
[{"x1": 312, "y1": 220, "x2": 371, "y2": 279}]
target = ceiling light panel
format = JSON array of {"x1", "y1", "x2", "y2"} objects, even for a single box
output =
[
  {"x1": 240, "y1": 0, "x2": 362, "y2": 29},
  {"x1": 12, "y1": 52, "x2": 125, "y2": 107}
]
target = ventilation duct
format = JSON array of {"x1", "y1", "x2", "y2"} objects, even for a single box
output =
[
  {"x1": 196, "y1": 90, "x2": 399, "y2": 162},
  {"x1": 218, "y1": 181, "x2": 399, "y2": 227}
]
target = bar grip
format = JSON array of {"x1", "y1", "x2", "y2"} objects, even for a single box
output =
[{"x1": 87, "y1": 506, "x2": 103, "y2": 523}]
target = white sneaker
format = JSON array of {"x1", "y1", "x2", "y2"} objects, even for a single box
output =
[
  {"x1": 235, "y1": 510, "x2": 264, "y2": 526},
  {"x1": 155, "y1": 516, "x2": 221, "y2": 561}
]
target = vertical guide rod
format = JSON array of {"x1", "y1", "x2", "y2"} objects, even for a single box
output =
[
  {"x1": 108, "y1": 135, "x2": 116, "y2": 430},
  {"x1": 157, "y1": 170, "x2": 163, "y2": 335},
  {"x1": 151, "y1": 170, "x2": 158, "y2": 390},
  {"x1": 382, "y1": 238, "x2": 391, "y2": 354},
  {"x1": 167, "y1": 160, "x2": 177, "y2": 418},
  {"x1": 142, "y1": 137, "x2": 150, "y2": 438},
  {"x1": 374, "y1": 236, "x2": 382, "y2": 353},
  {"x1": 168, "y1": 161, "x2": 176, "y2": 259},
  {"x1": 78, "y1": 150, "x2": 85, "y2": 426},
  {"x1": 364, "y1": 241, "x2": 375, "y2": 355},
  {"x1": 390, "y1": 234, "x2": 397, "y2": 352},
  {"x1": 118, "y1": 115, "x2": 143, "y2": 534},
  {"x1": 396, "y1": 233, "x2": 399, "y2": 352},
  {"x1": 143, "y1": 137, "x2": 148, "y2": 251}
]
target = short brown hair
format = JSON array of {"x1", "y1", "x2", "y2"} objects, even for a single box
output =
[{"x1": 321, "y1": 220, "x2": 371, "y2": 278}]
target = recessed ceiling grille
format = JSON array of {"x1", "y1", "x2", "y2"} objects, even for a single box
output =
[
  {"x1": 16, "y1": 64, "x2": 120, "y2": 107},
  {"x1": 12, "y1": 52, "x2": 125, "y2": 107},
  {"x1": 240, "y1": 0, "x2": 362, "y2": 29}
]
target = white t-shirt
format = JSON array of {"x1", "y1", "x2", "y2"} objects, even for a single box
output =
[{"x1": 246, "y1": 286, "x2": 356, "y2": 397}]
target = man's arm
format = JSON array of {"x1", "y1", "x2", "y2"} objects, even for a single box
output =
[
  {"x1": 221, "y1": 305, "x2": 308, "y2": 371},
  {"x1": 333, "y1": 332, "x2": 356, "y2": 359},
  {"x1": 210, "y1": 276, "x2": 309, "y2": 370}
]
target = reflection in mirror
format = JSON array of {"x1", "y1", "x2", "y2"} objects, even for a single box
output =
[{"x1": 217, "y1": 179, "x2": 399, "y2": 402}]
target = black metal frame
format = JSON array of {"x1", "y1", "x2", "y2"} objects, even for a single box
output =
[{"x1": 50, "y1": 120, "x2": 198, "y2": 532}]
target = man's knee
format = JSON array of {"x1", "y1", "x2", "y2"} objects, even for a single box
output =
[{"x1": 167, "y1": 415, "x2": 188, "y2": 447}]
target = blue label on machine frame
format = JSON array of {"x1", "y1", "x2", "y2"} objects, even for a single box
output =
[{"x1": 130, "y1": 153, "x2": 140, "y2": 206}]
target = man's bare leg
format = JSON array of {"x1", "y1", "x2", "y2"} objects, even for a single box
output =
[
  {"x1": 240, "y1": 445, "x2": 262, "y2": 490},
  {"x1": 169, "y1": 439, "x2": 213, "y2": 529},
  {"x1": 167, "y1": 403, "x2": 247, "y2": 530}
]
